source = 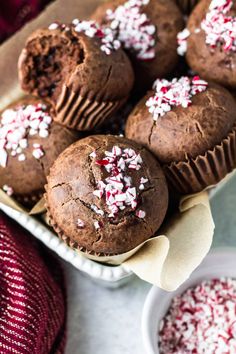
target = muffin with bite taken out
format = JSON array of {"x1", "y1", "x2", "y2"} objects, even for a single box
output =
[{"x1": 18, "y1": 20, "x2": 134, "y2": 131}]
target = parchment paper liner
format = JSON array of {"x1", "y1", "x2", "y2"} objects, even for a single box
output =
[
  {"x1": 164, "y1": 126, "x2": 236, "y2": 195},
  {"x1": 2, "y1": 190, "x2": 213, "y2": 291},
  {"x1": 55, "y1": 85, "x2": 126, "y2": 131},
  {"x1": 0, "y1": 189, "x2": 214, "y2": 290}
]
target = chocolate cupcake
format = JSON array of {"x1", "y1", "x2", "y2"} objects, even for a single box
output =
[
  {"x1": 125, "y1": 76, "x2": 236, "y2": 194},
  {"x1": 91, "y1": 0, "x2": 183, "y2": 92},
  {"x1": 18, "y1": 21, "x2": 134, "y2": 131},
  {"x1": 178, "y1": 0, "x2": 236, "y2": 88},
  {"x1": 45, "y1": 135, "x2": 168, "y2": 255},
  {"x1": 0, "y1": 97, "x2": 79, "y2": 206}
]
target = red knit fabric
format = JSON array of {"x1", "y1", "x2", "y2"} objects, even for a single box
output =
[
  {"x1": 0, "y1": 0, "x2": 52, "y2": 43},
  {"x1": 0, "y1": 212, "x2": 66, "y2": 354}
]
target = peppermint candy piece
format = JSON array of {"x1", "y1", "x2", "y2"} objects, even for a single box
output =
[
  {"x1": 0, "y1": 103, "x2": 51, "y2": 167},
  {"x1": 72, "y1": 20, "x2": 121, "y2": 55},
  {"x1": 105, "y1": 0, "x2": 156, "y2": 60},
  {"x1": 89, "y1": 146, "x2": 149, "y2": 219},
  {"x1": 146, "y1": 76, "x2": 208, "y2": 121},
  {"x1": 159, "y1": 277, "x2": 236, "y2": 353}
]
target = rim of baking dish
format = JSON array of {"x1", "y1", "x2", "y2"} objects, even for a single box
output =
[{"x1": 0, "y1": 203, "x2": 133, "y2": 284}]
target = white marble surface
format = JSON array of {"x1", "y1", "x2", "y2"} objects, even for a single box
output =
[{"x1": 63, "y1": 176, "x2": 236, "y2": 354}]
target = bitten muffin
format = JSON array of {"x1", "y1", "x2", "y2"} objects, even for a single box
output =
[
  {"x1": 125, "y1": 76, "x2": 236, "y2": 194},
  {"x1": 45, "y1": 135, "x2": 168, "y2": 255},
  {"x1": 0, "y1": 96, "x2": 79, "y2": 206},
  {"x1": 178, "y1": 0, "x2": 236, "y2": 88},
  {"x1": 91, "y1": 0, "x2": 183, "y2": 92},
  {"x1": 18, "y1": 21, "x2": 134, "y2": 131}
]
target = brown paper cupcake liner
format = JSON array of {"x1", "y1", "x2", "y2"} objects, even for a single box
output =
[
  {"x1": 164, "y1": 126, "x2": 236, "y2": 195},
  {"x1": 55, "y1": 85, "x2": 126, "y2": 131},
  {"x1": 175, "y1": 0, "x2": 199, "y2": 13}
]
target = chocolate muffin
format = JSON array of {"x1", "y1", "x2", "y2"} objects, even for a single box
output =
[
  {"x1": 0, "y1": 96, "x2": 79, "y2": 206},
  {"x1": 91, "y1": 0, "x2": 183, "y2": 92},
  {"x1": 125, "y1": 76, "x2": 236, "y2": 194},
  {"x1": 45, "y1": 135, "x2": 168, "y2": 255},
  {"x1": 18, "y1": 21, "x2": 134, "y2": 131},
  {"x1": 179, "y1": 0, "x2": 236, "y2": 88}
]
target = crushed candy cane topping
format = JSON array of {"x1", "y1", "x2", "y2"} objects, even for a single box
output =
[
  {"x1": 90, "y1": 145, "x2": 149, "y2": 219},
  {"x1": 48, "y1": 20, "x2": 121, "y2": 55},
  {"x1": 159, "y1": 277, "x2": 236, "y2": 353},
  {"x1": 105, "y1": 0, "x2": 156, "y2": 60},
  {"x1": 2, "y1": 185, "x2": 14, "y2": 196},
  {"x1": 146, "y1": 76, "x2": 208, "y2": 121},
  {"x1": 0, "y1": 103, "x2": 51, "y2": 168},
  {"x1": 72, "y1": 20, "x2": 121, "y2": 55},
  {"x1": 201, "y1": 0, "x2": 236, "y2": 52},
  {"x1": 48, "y1": 23, "x2": 59, "y2": 30},
  {"x1": 177, "y1": 28, "x2": 190, "y2": 56},
  {"x1": 177, "y1": 0, "x2": 236, "y2": 55},
  {"x1": 77, "y1": 219, "x2": 85, "y2": 228}
]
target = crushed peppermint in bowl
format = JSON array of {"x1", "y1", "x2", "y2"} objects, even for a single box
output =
[
  {"x1": 142, "y1": 248, "x2": 236, "y2": 354},
  {"x1": 159, "y1": 278, "x2": 236, "y2": 353}
]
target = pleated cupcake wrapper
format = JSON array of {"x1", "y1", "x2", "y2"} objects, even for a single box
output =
[
  {"x1": 175, "y1": 0, "x2": 199, "y2": 13},
  {"x1": 55, "y1": 85, "x2": 126, "y2": 131},
  {"x1": 164, "y1": 126, "x2": 236, "y2": 195}
]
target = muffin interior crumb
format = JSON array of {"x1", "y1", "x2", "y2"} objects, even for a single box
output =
[{"x1": 23, "y1": 33, "x2": 84, "y2": 101}]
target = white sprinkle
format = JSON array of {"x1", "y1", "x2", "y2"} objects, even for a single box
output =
[
  {"x1": 0, "y1": 103, "x2": 51, "y2": 167},
  {"x1": 32, "y1": 148, "x2": 44, "y2": 160},
  {"x1": 146, "y1": 76, "x2": 208, "y2": 121},
  {"x1": 94, "y1": 221, "x2": 100, "y2": 230},
  {"x1": 92, "y1": 145, "x2": 148, "y2": 218},
  {"x1": 0, "y1": 149, "x2": 8, "y2": 167},
  {"x1": 136, "y1": 210, "x2": 146, "y2": 218},
  {"x1": 73, "y1": 20, "x2": 120, "y2": 55},
  {"x1": 106, "y1": 0, "x2": 156, "y2": 60},
  {"x1": 2, "y1": 184, "x2": 14, "y2": 196},
  {"x1": 77, "y1": 218, "x2": 85, "y2": 228},
  {"x1": 93, "y1": 190, "x2": 103, "y2": 199},
  {"x1": 140, "y1": 177, "x2": 148, "y2": 184},
  {"x1": 18, "y1": 154, "x2": 26, "y2": 162},
  {"x1": 48, "y1": 23, "x2": 59, "y2": 30},
  {"x1": 89, "y1": 151, "x2": 97, "y2": 158},
  {"x1": 91, "y1": 204, "x2": 104, "y2": 216}
]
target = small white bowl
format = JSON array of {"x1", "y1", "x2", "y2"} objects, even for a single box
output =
[{"x1": 142, "y1": 247, "x2": 236, "y2": 354}]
